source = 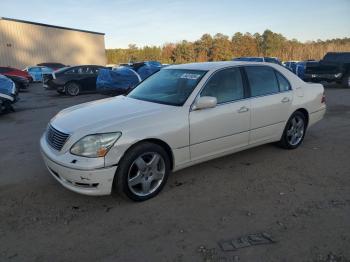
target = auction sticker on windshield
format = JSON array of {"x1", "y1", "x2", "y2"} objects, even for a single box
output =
[{"x1": 180, "y1": 73, "x2": 201, "y2": 80}]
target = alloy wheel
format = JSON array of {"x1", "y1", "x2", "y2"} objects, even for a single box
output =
[
  {"x1": 286, "y1": 115, "x2": 305, "y2": 146},
  {"x1": 67, "y1": 83, "x2": 79, "y2": 96},
  {"x1": 127, "y1": 152, "x2": 166, "y2": 197}
]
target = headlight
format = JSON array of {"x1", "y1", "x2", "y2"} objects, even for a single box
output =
[{"x1": 70, "y1": 132, "x2": 122, "y2": 158}]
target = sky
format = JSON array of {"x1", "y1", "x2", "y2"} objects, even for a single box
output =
[{"x1": 1, "y1": 0, "x2": 349, "y2": 48}]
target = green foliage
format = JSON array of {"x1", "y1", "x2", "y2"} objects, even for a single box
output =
[{"x1": 106, "y1": 30, "x2": 350, "y2": 64}]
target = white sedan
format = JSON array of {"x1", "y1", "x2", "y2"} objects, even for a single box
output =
[{"x1": 40, "y1": 61, "x2": 326, "y2": 201}]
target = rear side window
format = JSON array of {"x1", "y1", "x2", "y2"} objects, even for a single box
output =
[
  {"x1": 65, "y1": 67, "x2": 86, "y2": 74},
  {"x1": 275, "y1": 71, "x2": 291, "y2": 91},
  {"x1": 245, "y1": 66, "x2": 279, "y2": 97},
  {"x1": 201, "y1": 67, "x2": 244, "y2": 104}
]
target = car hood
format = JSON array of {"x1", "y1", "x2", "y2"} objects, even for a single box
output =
[{"x1": 50, "y1": 96, "x2": 174, "y2": 134}]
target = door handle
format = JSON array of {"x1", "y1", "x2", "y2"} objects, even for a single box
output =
[
  {"x1": 281, "y1": 97, "x2": 290, "y2": 103},
  {"x1": 237, "y1": 106, "x2": 249, "y2": 113}
]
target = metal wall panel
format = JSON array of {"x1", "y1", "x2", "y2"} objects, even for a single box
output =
[{"x1": 0, "y1": 19, "x2": 106, "y2": 68}]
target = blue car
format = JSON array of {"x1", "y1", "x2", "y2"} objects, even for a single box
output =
[
  {"x1": 96, "y1": 61, "x2": 162, "y2": 94},
  {"x1": 24, "y1": 66, "x2": 53, "y2": 82},
  {"x1": 0, "y1": 74, "x2": 18, "y2": 113},
  {"x1": 295, "y1": 60, "x2": 317, "y2": 80},
  {"x1": 284, "y1": 61, "x2": 299, "y2": 74}
]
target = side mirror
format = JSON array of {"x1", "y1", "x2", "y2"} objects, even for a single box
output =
[{"x1": 192, "y1": 96, "x2": 217, "y2": 110}]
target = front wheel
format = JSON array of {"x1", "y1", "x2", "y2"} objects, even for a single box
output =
[
  {"x1": 65, "y1": 82, "x2": 80, "y2": 96},
  {"x1": 278, "y1": 111, "x2": 307, "y2": 149},
  {"x1": 114, "y1": 142, "x2": 170, "y2": 201}
]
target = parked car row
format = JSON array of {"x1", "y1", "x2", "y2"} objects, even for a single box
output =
[
  {"x1": 0, "y1": 62, "x2": 68, "y2": 114},
  {"x1": 42, "y1": 61, "x2": 163, "y2": 96}
]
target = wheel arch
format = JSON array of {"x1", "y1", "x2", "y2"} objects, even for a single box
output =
[
  {"x1": 65, "y1": 80, "x2": 81, "y2": 87},
  {"x1": 294, "y1": 108, "x2": 309, "y2": 127},
  {"x1": 123, "y1": 138, "x2": 174, "y2": 170}
]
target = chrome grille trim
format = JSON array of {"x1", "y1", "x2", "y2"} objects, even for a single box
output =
[{"x1": 46, "y1": 124, "x2": 70, "y2": 151}]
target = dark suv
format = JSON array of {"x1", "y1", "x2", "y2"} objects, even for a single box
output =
[{"x1": 304, "y1": 52, "x2": 350, "y2": 88}]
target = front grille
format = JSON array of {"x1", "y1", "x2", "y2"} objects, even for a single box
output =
[{"x1": 46, "y1": 124, "x2": 69, "y2": 151}]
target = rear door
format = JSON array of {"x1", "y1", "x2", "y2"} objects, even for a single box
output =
[
  {"x1": 244, "y1": 66, "x2": 293, "y2": 144},
  {"x1": 189, "y1": 67, "x2": 250, "y2": 161}
]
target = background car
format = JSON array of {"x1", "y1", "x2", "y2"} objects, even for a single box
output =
[
  {"x1": 0, "y1": 74, "x2": 18, "y2": 113},
  {"x1": 284, "y1": 61, "x2": 299, "y2": 73},
  {"x1": 24, "y1": 66, "x2": 53, "y2": 82},
  {"x1": 43, "y1": 65, "x2": 106, "y2": 96},
  {"x1": 37, "y1": 62, "x2": 66, "y2": 71},
  {"x1": 5, "y1": 75, "x2": 29, "y2": 90},
  {"x1": 0, "y1": 66, "x2": 32, "y2": 82},
  {"x1": 96, "y1": 61, "x2": 162, "y2": 94},
  {"x1": 304, "y1": 52, "x2": 350, "y2": 88}
]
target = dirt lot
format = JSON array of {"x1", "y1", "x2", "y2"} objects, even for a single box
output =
[{"x1": 0, "y1": 83, "x2": 349, "y2": 262}]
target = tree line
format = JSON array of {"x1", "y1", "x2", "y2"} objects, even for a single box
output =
[{"x1": 106, "y1": 29, "x2": 350, "y2": 64}]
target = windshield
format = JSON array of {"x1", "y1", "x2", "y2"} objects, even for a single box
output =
[{"x1": 127, "y1": 69, "x2": 207, "y2": 106}]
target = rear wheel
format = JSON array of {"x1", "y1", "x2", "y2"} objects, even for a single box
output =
[
  {"x1": 65, "y1": 82, "x2": 80, "y2": 96},
  {"x1": 114, "y1": 142, "x2": 170, "y2": 201},
  {"x1": 279, "y1": 111, "x2": 306, "y2": 149}
]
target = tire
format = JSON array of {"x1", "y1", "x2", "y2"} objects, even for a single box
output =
[
  {"x1": 114, "y1": 142, "x2": 171, "y2": 201},
  {"x1": 278, "y1": 111, "x2": 307, "y2": 149},
  {"x1": 65, "y1": 82, "x2": 80, "y2": 96},
  {"x1": 341, "y1": 74, "x2": 350, "y2": 88}
]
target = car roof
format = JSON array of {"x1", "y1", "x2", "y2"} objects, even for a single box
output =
[{"x1": 165, "y1": 61, "x2": 280, "y2": 71}]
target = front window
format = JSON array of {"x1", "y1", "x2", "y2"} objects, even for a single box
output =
[
  {"x1": 128, "y1": 69, "x2": 207, "y2": 106},
  {"x1": 200, "y1": 67, "x2": 244, "y2": 104}
]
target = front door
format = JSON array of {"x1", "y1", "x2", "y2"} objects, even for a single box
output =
[{"x1": 189, "y1": 67, "x2": 250, "y2": 161}]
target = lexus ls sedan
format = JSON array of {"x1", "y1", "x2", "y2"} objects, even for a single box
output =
[{"x1": 40, "y1": 61, "x2": 326, "y2": 201}]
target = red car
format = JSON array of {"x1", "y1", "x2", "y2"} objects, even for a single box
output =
[{"x1": 0, "y1": 66, "x2": 32, "y2": 82}]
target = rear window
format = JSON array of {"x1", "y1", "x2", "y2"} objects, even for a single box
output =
[
  {"x1": 245, "y1": 66, "x2": 279, "y2": 97},
  {"x1": 275, "y1": 71, "x2": 291, "y2": 91}
]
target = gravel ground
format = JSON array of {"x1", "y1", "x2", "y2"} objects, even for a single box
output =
[{"x1": 0, "y1": 83, "x2": 349, "y2": 262}]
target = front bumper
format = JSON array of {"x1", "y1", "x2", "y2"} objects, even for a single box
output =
[{"x1": 41, "y1": 136, "x2": 117, "y2": 196}]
